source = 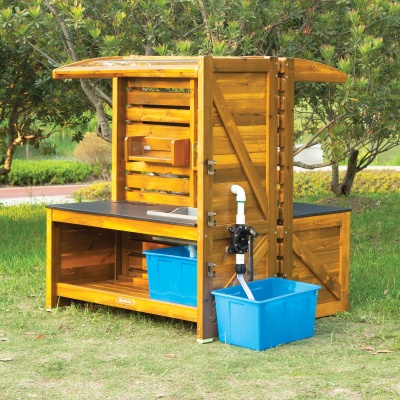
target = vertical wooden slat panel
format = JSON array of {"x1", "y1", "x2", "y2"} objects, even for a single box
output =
[
  {"x1": 112, "y1": 77, "x2": 127, "y2": 201},
  {"x1": 265, "y1": 57, "x2": 279, "y2": 277},
  {"x1": 282, "y1": 59, "x2": 295, "y2": 277},
  {"x1": 340, "y1": 212, "x2": 351, "y2": 311},
  {"x1": 196, "y1": 56, "x2": 216, "y2": 341}
]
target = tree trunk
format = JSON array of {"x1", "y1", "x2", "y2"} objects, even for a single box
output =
[{"x1": 330, "y1": 149, "x2": 359, "y2": 196}]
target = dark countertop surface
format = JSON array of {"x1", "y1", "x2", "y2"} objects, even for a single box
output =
[
  {"x1": 293, "y1": 202, "x2": 351, "y2": 218},
  {"x1": 47, "y1": 201, "x2": 197, "y2": 226},
  {"x1": 48, "y1": 200, "x2": 350, "y2": 226}
]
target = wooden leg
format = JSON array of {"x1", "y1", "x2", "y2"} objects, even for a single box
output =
[{"x1": 46, "y1": 210, "x2": 61, "y2": 309}]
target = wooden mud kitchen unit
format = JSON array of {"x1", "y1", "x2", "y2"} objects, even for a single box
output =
[{"x1": 47, "y1": 56, "x2": 350, "y2": 343}]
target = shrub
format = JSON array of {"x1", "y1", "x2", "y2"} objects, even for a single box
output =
[
  {"x1": 0, "y1": 160, "x2": 102, "y2": 186},
  {"x1": 73, "y1": 132, "x2": 112, "y2": 167},
  {"x1": 72, "y1": 181, "x2": 112, "y2": 201},
  {"x1": 294, "y1": 169, "x2": 400, "y2": 198}
]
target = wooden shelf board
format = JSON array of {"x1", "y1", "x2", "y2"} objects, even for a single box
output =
[{"x1": 57, "y1": 280, "x2": 197, "y2": 322}]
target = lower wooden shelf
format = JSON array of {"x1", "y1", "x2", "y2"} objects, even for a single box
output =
[{"x1": 56, "y1": 280, "x2": 197, "y2": 323}]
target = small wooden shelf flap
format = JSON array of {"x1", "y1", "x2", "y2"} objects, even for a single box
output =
[{"x1": 125, "y1": 136, "x2": 190, "y2": 166}]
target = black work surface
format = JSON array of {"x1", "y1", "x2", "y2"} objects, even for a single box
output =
[
  {"x1": 46, "y1": 201, "x2": 196, "y2": 226},
  {"x1": 293, "y1": 202, "x2": 351, "y2": 218},
  {"x1": 48, "y1": 200, "x2": 350, "y2": 226}
]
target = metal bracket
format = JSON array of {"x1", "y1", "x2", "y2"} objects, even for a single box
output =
[
  {"x1": 206, "y1": 159, "x2": 216, "y2": 176},
  {"x1": 207, "y1": 262, "x2": 216, "y2": 277},
  {"x1": 207, "y1": 211, "x2": 216, "y2": 227}
]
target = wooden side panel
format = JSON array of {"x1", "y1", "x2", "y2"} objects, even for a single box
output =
[
  {"x1": 197, "y1": 56, "x2": 217, "y2": 341},
  {"x1": 58, "y1": 224, "x2": 115, "y2": 284},
  {"x1": 123, "y1": 77, "x2": 197, "y2": 207},
  {"x1": 277, "y1": 59, "x2": 294, "y2": 277},
  {"x1": 208, "y1": 58, "x2": 278, "y2": 300},
  {"x1": 292, "y1": 212, "x2": 350, "y2": 316}
]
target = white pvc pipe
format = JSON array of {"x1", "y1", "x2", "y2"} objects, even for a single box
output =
[
  {"x1": 231, "y1": 184, "x2": 246, "y2": 225},
  {"x1": 231, "y1": 184, "x2": 255, "y2": 300},
  {"x1": 237, "y1": 274, "x2": 255, "y2": 300}
]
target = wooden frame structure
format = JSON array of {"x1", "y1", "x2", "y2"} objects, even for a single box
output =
[{"x1": 47, "y1": 56, "x2": 349, "y2": 342}]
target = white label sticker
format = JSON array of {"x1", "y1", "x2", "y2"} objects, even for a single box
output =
[{"x1": 116, "y1": 297, "x2": 135, "y2": 306}]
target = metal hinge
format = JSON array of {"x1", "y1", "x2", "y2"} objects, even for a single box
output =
[
  {"x1": 207, "y1": 211, "x2": 216, "y2": 227},
  {"x1": 207, "y1": 262, "x2": 216, "y2": 277},
  {"x1": 206, "y1": 159, "x2": 216, "y2": 175}
]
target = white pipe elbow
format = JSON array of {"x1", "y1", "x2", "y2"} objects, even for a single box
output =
[
  {"x1": 231, "y1": 184, "x2": 246, "y2": 202},
  {"x1": 231, "y1": 184, "x2": 246, "y2": 225}
]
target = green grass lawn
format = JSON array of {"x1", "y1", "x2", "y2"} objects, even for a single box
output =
[{"x1": 0, "y1": 196, "x2": 399, "y2": 400}]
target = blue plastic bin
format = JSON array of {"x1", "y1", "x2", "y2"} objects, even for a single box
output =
[
  {"x1": 143, "y1": 246, "x2": 197, "y2": 307},
  {"x1": 211, "y1": 278, "x2": 321, "y2": 350}
]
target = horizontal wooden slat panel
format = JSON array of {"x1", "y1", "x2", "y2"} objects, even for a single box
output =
[
  {"x1": 127, "y1": 77, "x2": 191, "y2": 89},
  {"x1": 127, "y1": 90, "x2": 191, "y2": 107},
  {"x1": 125, "y1": 173, "x2": 190, "y2": 193},
  {"x1": 213, "y1": 113, "x2": 266, "y2": 127},
  {"x1": 294, "y1": 226, "x2": 340, "y2": 240},
  {"x1": 61, "y1": 239, "x2": 114, "y2": 255},
  {"x1": 61, "y1": 250, "x2": 115, "y2": 269},
  {"x1": 57, "y1": 281, "x2": 197, "y2": 322},
  {"x1": 125, "y1": 161, "x2": 190, "y2": 176},
  {"x1": 213, "y1": 58, "x2": 271, "y2": 73},
  {"x1": 213, "y1": 124, "x2": 267, "y2": 138},
  {"x1": 126, "y1": 123, "x2": 190, "y2": 138},
  {"x1": 60, "y1": 226, "x2": 115, "y2": 244},
  {"x1": 125, "y1": 190, "x2": 191, "y2": 207},
  {"x1": 293, "y1": 214, "x2": 344, "y2": 232},
  {"x1": 60, "y1": 263, "x2": 114, "y2": 282},
  {"x1": 213, "y1": 136, "x2": 265, "y2": 155},
  {"x1": 126, "y1": 107, "x2": 191, "y2": 124},
  {"x1": 213, "y1": 152, "x2": 266, "y2": 166}
]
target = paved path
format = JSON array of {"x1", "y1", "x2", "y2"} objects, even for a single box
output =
[{"x1": 0, "y1": 184, "x2": 89, "y2": 206}]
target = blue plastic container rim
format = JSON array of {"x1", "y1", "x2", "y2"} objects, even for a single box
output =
[
  {"x1": 211, "y1": 277, "x2": 322, "y2": 303},
  {"x1": 143, "y1": 245, "x2": 197, "y2": 261}
]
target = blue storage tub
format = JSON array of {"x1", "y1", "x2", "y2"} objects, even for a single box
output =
[
  {"x1": 211, "y1": 278, "x2": 321, "y2": 350},
  {"x1": 143, "y1": 246, "x2": 197, "y2": 307}
]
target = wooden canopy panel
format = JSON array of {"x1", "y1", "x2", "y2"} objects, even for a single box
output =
[
  {"x1": 293, "y1": 59, "x2": 348, "y2": 83},
  {"x1": 53, "y1": 56, "x2": 200, "y2": 79}
]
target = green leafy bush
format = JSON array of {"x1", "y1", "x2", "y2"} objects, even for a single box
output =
[
  {"x1": 72, "y1": 181, "x2": 111, "y2": 201},
  {"x1": 0, "y1": 160, "x2": 102, "y2": 186},
  {"x1": 294, "y1": 169, "x2": 400, "y2": 198}
]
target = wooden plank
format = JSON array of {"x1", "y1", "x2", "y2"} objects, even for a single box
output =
[
  {"x1": 340, "y1": 212, "x2": 350, "y2": 312},
  {"x1": 293, "y1": 234, "x2": 341, "y2": 299},
  {"x1": 53, "y1": 58, "x2": 199, "y2": 79},
  {"x1": 265, "y1": 59, "x2": 279, "y2": 278},
  {"x1": 128, "y1": 77, "x2": 191, "y2": 89},
  {"x1": 56, "y1": 282, "x2": 198, "y2": 322},
  {"x1": 196, "y1": 55, "x2": 217, "y2": 341},
  {"x1": 46, "y1": 209, "x2": 60, "y2": 309},
  {"x1": 61, "y1": 250, "x2": 115, "y2": 269},
  {"x1": 125, "y1": 173, "x2": 190, "y2": 193},
  {"x1": 126, "y1": 107, "x2": 191, "y2": 124},
  {"x1": 293, "y1": 59, "x2": 347, "y2": 83},
  {"x1": 212, "y1": 79, "x2": 269, "y2": 219},
  {"x1": 61, "y1": 263, "x2": 114, "y2": 282},
  {"x1": 50, "y1": 210, "x2": 198, "y2": 241},
  {"x1": 279, "y1": 58, "x2": 294, "y2": 277},
  {"x1": 213, "y1": 57, "x2": 271, "y2": 73},
  {"x1": 112, "y1": 77, "x2": 128, "y2": 201},
  {"x1": 126, "y1": 123, "x2": 190, "y2": 138},
  {"x1": 125, "y1": 161, "x2": 190, "y2": 176},
  {"x1": 125, "y1": 190, "x2": 191, "y2": 207},
  {"x1": 127, "y1": 90, "x2": 191, "y2": 107},
  {"x1": 293, "y1": 214, "x2": 344, "y2": 232}
]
